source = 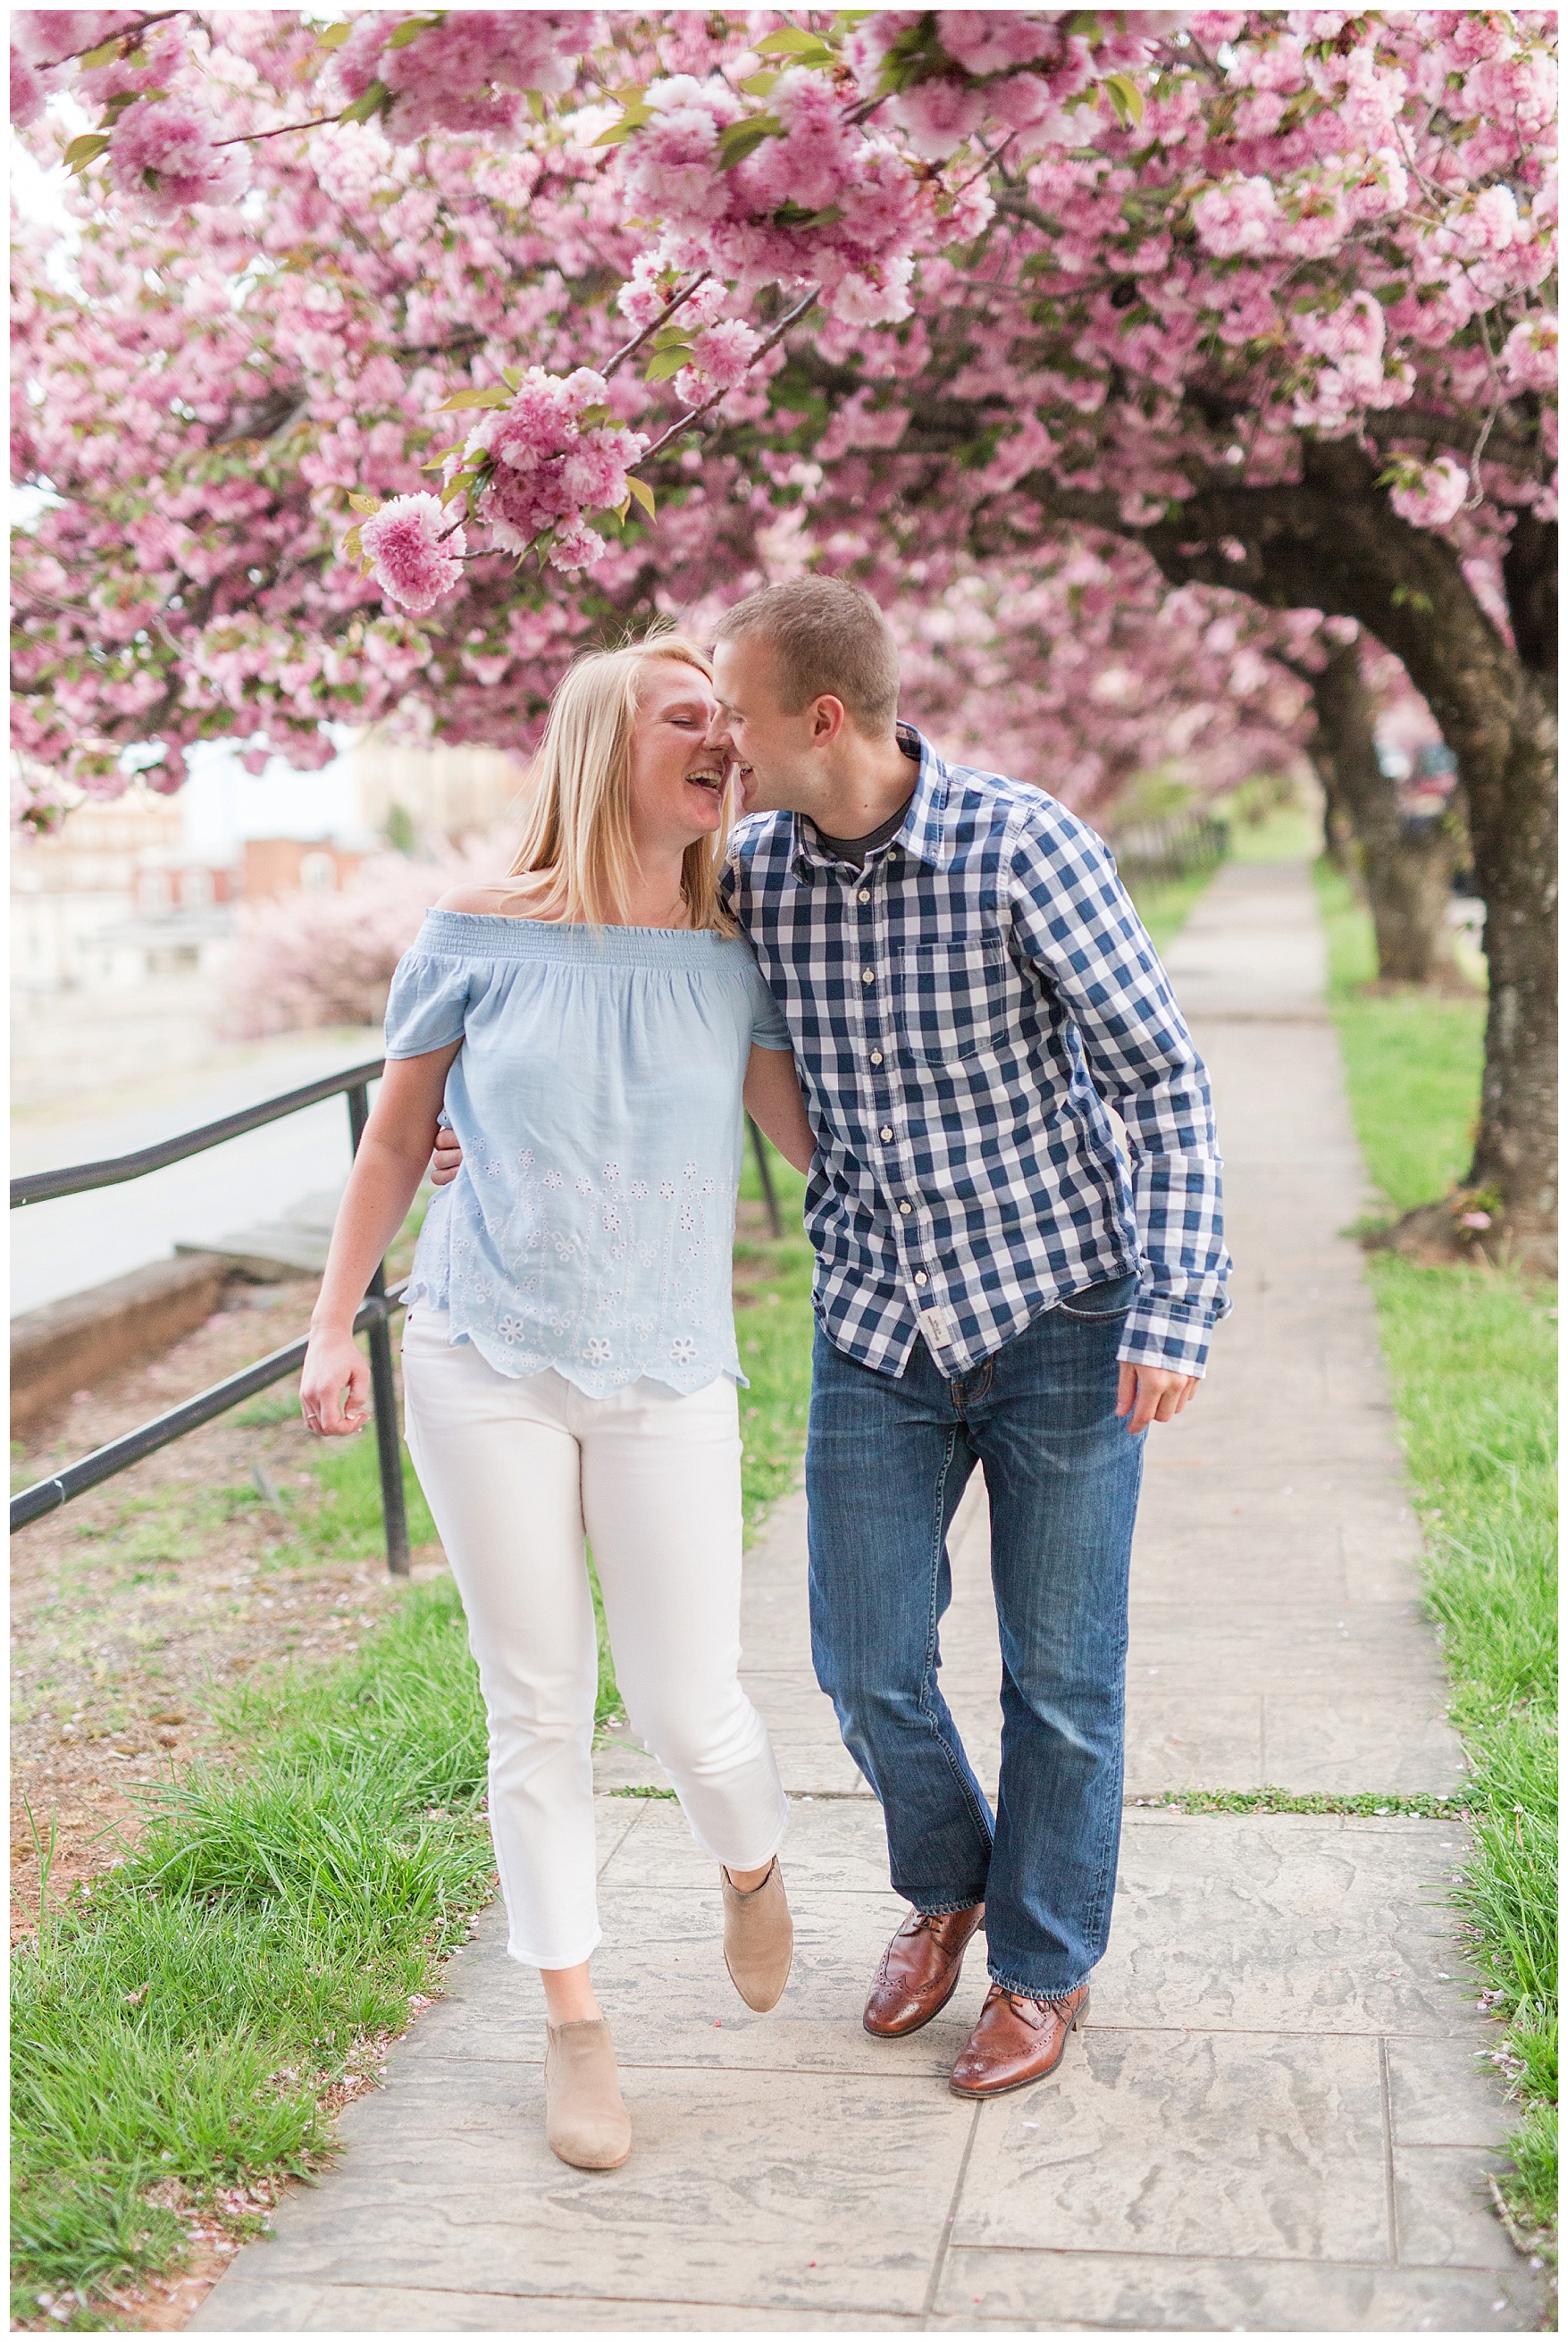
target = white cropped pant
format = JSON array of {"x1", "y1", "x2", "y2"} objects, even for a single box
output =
[{"x1": 401, "y1": 1312, "x2": 787, "y2": 1968}]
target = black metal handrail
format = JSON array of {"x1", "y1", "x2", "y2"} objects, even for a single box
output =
[
  {"x1": 10, "y1": 1060, "x2": 386, "y2": 1207},
  {"x1": 10, "y1": 1062, "x2": 411, "y2": 1573},
  {"x1": 12, "y1": 1063, "x2": 787, "y2": 1562}
]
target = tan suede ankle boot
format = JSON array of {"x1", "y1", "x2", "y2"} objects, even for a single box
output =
[
  {"x1": 721, "y1": 1857, "x2": 792, "y2": 2012},
  {"x1": 544, "y1": 2017, "x2": 632, "y2": 2170}
]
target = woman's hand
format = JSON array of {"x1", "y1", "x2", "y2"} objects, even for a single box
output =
[
  {"x1": 299, "y1": 1044, "x2": 460, "y2": 1432},
  {"x1": 300, "y1": 1325, "x2": 371, "y2": 1437}
]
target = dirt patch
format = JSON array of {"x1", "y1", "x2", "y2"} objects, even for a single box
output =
[{"x1": 1364, "y1": 1196, "x2": 1555, "y2": 1278}]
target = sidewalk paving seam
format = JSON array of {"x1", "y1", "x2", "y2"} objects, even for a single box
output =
[
  {"x1": 921, "y1": 2103, "x2": 983, "y2": 2322},
  {"x1": 1379, "y1": 2034, "x2": 1401, "y2": 2267}
]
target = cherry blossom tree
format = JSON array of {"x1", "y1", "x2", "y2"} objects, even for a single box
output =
[{"x1": 11, "y1": 8, "x2": 1557, "y2": 1256}]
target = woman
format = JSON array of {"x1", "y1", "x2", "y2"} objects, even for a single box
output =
[{"x1": 300, "y1": 634, "x2": 816, "y2": 2174}]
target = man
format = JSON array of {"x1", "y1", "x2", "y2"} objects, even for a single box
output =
[{"x1": 439, "y1": 578, "x2": 1230, "y2": 2097}]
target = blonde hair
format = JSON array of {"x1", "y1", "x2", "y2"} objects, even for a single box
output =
[{"x1": 506, "y1": 634, "x2": 735, "y2": 932}]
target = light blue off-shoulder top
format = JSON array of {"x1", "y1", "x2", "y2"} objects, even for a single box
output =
[{"x1": 385, "y1": 910, "x2": 794, "y2": 1397}]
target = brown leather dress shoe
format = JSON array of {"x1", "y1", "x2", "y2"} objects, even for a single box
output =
[
  {"x1": 863, "y1": 1903, "x2": 985, "y2": 2037},
  {"x1": 948, "y1": 1980, "x2": 1090, "y2": 2098}
]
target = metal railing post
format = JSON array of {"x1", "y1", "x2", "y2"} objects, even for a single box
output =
[
  {"x1": 748, "y1": 1115, "x2": 783, "y2": 1239},
  {"x1": 348, "y1": 1082, "x2": 411, "y2": 1578}
]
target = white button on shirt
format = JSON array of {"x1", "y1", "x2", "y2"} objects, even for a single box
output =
[{"x1": 725, "y1": 726, "x2": 1231, "y2": 1381}]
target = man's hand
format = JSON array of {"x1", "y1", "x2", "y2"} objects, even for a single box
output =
[
  {"x1": 1117, "y1": 1361, "x2": 1199, "y2": 1436},
  {"x1": 430, "y1": 1126, "x2": 463, "y2": 1187}
]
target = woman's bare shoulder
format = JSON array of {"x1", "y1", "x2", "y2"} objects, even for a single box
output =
[
  {"x1": 433, "y1": 869, "x2": 558, "y2": 919},
  {"x1": 433, "y1": 882, "x2": 513, "y2": 915}
]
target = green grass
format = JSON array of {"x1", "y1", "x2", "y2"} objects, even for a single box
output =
[
  {"x1": 1314, "y1": 861, "x2": 1487, "y2": 1213},
  {"x1": 735, "y1": 1137, "x2": 815, "y2": 1533},
  {"x1": 1319, "y1": 865, "x2": 1557, "y2": 2242},
  {"x1": 12, "y1": 1581, "x2": 494, "y2": 2329},
  {"x1": 12, "y1": 1163, "x2": 818, "y2": 2325}
]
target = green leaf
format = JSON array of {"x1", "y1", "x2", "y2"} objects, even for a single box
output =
[
  {"x1": 440, "y1": 474, "x2": 475, "y2": 507},
  {"x1": 644, "y1": 348, "x2": 693, "y2": 382},
  {"x1": 434, "y1": 386, "x2": 512, "y2": 411},
  {"x1": 79, "y1": 38, "x2": 125, "y2": 67},
  {"x1": 501, "y1": 367, "x2": 524, "y2": 390},
  {"x1": 342, "y1": 523, "x2": 364, "y2": 558},
  {"x1": 738, "y1": 71, "x2": 780, "y2": 97},
  {"x1": 576, "y1": 403, "x2": 616, "y2": 425},
  {"x1": 1103, "y1": 72, "x2": 1145, "y2": 130},
  {"x1": 63, "y1": 133, "x2": 110, "y2": 173},
  {"x1": 625, "y1": 475, "x2": 657, "y2": 519},
  {"x1": 592, "y1": 97, "x2": 651, "y2": 146},
  {"x1": 315, "y1": 21, "x2": 353, "y2": 48},
  {"x1": 717, "y1": 115, "x2": 782, "y2": 170},
  {"x1": 338, "y1": 79, "x2": 390, "y2": 125},
  {"x1": 386, "y1": 16, "x2": 433, "y2": 50},
  {"x1": 526, "y1": 88, "x2": 547, "y2": 122},
  {"x1": 102, "y1": 87, "x2": 163, "y2": 124},
  {"x1": 774, "y1": 201, "x2": 843, "y2": 229},
  {"x1": 613, "y1": 496, "x2": 631, "y2": 523},
  {"x1": 347, "y1": 491, "x2": 382, "y2": 514},
  {"x1": 653, "y1": 323, "x2": 695, "y2": 348},
  {"x1": 756, "y1": 28, "x2": 835, "y2": 58}
]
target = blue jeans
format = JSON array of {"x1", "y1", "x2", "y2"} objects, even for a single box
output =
[{"x1": 805, "y1": 1275, "x2": 1144, "y2": 1999}]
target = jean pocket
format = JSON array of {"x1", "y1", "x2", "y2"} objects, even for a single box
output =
[{"x1": 1056, "y1": 1272, "x2": 1140, "y2": 1322}]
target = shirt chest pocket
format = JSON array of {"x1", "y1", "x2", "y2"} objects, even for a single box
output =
[{"x1": 893, "y1": 938, "x2": 1015, "y2": 1066}]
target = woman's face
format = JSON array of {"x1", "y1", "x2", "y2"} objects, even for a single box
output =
[{"x1": 625, "y1": 663, "x2": 732, "y2": 856}]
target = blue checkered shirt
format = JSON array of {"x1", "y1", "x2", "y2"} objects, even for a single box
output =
[{"x1": 726, "y1": 728, "x2": 1231, "y2": 1381}]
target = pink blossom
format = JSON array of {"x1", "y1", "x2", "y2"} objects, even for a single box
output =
[
  {"x1": 937, "y1": 15, "x2": 1053, "y2": 76},
  {"x1": 146, "y1": 742, "x2": 187, "y2": 795},
  {"x1": 1388, "y1": 457, "x2": 1469, "y2": 532},
  {"x1": 547, "y1": 516, "x2": 606, "y2": 573},
  {"x1": 107, "y1": 101, "x2": 248, "y2": 218},
  {"x1": 1462, "y1": 50, "x2": 1556, "y2": 139},
  {"x1": 681, "y1": 318, "x2": 762, "y2": 395},
  {"x1": 1343, "y1": 150, "x2": 1409, "y2": 223},
  {"x1": 1192, "y1": 176, "x2": 1279, "y2": 257},
  {"x1": 829, "y1": 256, "x2": 915, "y2": 328},
  {"x1": 10, "y1": 12, "x2": 141, "y2": 65},
  {"x1": 893, "y1": 79, "x2": 986, "y2": 163},
  {"x1": 326, "y1": 11, "x2": 598, "y2": 144},
  {"x1": 985, "y1": 73, "x2": 1057, "y2": 134},
  {"x1": 1231, "y1": 37, "x2": 1306, "y2": 94},
  {"x1": 1501, "y1": 314, "x2": 1558, "y2": 395},
  {"x1": 362, "y1": 493, "x2": 465, "y2": 612},
  {"x1": 10, "y1": 46, "x2": 47, "y2": 126}
]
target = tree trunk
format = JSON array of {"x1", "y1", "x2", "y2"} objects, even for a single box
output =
[
  {"x1": 1307, "y1": 642, "x2": 1457, "y2": 986},
  {"x1": 1118, "y1": 448, "x2": 1555, "y2": 1266}
]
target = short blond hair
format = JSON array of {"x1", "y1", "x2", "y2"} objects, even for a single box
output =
[
  {"x1": 507, "y1": 634, "x2": 734, "y2": 931},
  {"x1": 714, "y1": 577, "x2": 899, "y2": 735}
]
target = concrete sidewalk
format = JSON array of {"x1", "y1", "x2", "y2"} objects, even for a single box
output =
[{"x1": 192, "y1": 860, "x2": 1542, "y2": 2334}]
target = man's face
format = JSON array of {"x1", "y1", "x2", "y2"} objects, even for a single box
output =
[{"x1": 708, "y1": 635, "x2": 824, "y2": 815}]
